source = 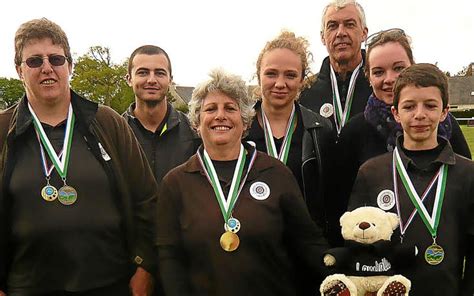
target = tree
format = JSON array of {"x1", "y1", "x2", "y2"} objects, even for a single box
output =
[
  {"x1": 456, "y1": 63, "x2": 473, "y2": 77},
  {"x1": 0, "y1": 77, "x2": 24, "y2": 109},
  {"x1": 71, "y1": 46, "x2": 133, "y2": 113}
]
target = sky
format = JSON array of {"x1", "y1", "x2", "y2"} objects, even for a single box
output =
[{"x1": 1, "y1": 0, "x2": 472, "y2": 86}]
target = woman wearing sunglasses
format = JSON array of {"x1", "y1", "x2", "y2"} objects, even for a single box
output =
[
  {"x1": 336, "y1": 29, "x2": 471, "y2": 208},
  {"x1": 0, "y1": 18, "x2": 156, "y2": 295}
]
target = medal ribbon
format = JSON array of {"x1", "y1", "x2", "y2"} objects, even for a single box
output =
[
  {"x1": 28, "y1": 103, "x2": 75, "y2": 179},
  {"x1": 262, "y1": 104, "x2": 296, "y2": 164},
  {"x1": 36, "y1": 132, "x2": 65, "y2": 177},
  {"x1": 392, "y1": 151, "x2": 441, "y2": 236},
  {"x1": 393, "y1": 148, "x2": 448, "y2": 237},
  {"x1": 198, "y1": 144, "x2": 256, "y2": 221},
  {"x1": 329, "y1": 61, "x2": 362, "y2": 134}
]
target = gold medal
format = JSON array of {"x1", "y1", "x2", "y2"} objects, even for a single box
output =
[
  {"x1": 58, "y1": 185, "x2": 77, "y2": 205},
  {"x1": 41, "y1": 184, "x2": 58, "y2": 201},
  {"x1": 425, "y1": 243, "x2": 445, "y2": 265},
  {"x1": 220, "y1": 231, "x2": 240, "y2": 252}
]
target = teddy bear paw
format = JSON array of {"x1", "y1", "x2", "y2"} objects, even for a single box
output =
[
  {"x1": 381, "y1": 281, "x2": 407, "y2": 296},
  {"x1": 322, "y1": 280, "x2": 351, "y2": 296}
]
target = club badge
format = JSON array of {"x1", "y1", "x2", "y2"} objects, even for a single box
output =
[
  {"x1": 250, "y1": 181, "x2": 270, "y2": 200},
  {"x1": 224, "y1": 217, "x2": 241, "y2": 233},
  {"x1": 320, "y1": 103, "x2": 334, "y2": 118},
  {"x1": 377, "y1": 189, "x2": 395, "y2": 210},
  {"x1": 41, "y1": 185, "x2": 58, "y2": 202}
]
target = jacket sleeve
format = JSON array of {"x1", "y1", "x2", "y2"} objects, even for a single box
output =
[
  {"x1": 461, "y1": 176, "x2": 474, "y2": 294},
  {"x1": 96, "y1": 106, "x2": 158, "y2": 273},
  {"x1": 280, "y1": 165, "x2": 329, "y2": 276}
]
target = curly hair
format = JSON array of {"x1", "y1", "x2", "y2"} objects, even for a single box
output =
[
  {"x1": 255, "y1": 30, "x2": 314, "y2": 98},
  {"x1": 188, "y1": 69, "x2": 255, "y2": 137}
]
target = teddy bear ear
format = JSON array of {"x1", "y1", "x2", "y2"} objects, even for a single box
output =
[
  {"x1": 387, "y1": 212, "x2": 400, "y2": 230},
  {"x1": 340, "y1": 211, "x2": 350, "y2": 226}
]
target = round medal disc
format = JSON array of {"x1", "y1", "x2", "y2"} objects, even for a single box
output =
[
  {"x1": 224, "y1": 217, "x2": 241, "y2": 233},
  {"x1": 424, "y1": 243, "x2": 445, "y2": 265},
  {"x1": 220, "y1": 231, "x2": 240, "y2": 252},
  {"x1": 58, "y1": 185, "x2": 78, "y2": 206},
  {"x1": 41, "y1": 185, "x2": 58, "y2": 202}
]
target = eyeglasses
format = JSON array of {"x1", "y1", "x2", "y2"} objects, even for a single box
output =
[
  {"x1": 365, "y1": 28, "x2": 406, "y2": 50},
  {"x1": 22, "y1": 54, "x2": 68, "y2": 68}
]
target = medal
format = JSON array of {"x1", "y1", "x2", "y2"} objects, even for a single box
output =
[
  {"x1": 329, "y1": 61, "x2": 362, "y2": 134},
  {"x1": 425, "y1": 242, "x2": 445, "y2": 265},
  {"x1": 393, "y1": 148, "x2": 448, "y2": 264},
  {"x1": 58, "y1": 185, "x2": 78, "y2": 205},
  {"x1": 220, "y1": 231, "x2": 240, "y2": 252},
  {"x1": 41, "y1": 184, "x2": 58, "y2": 201},
  {"x1": 29, "y1": 103, "x2": 77, "y2": 205},
  {"x1": 224, "y1": 217, "x2": 241, "y2": 233},
  {"x1": 262, "y1": 104, "x2": 297, "y2": 164},
  {"x1": 198, "y1": 144, "x2": 257, "y2": 252}
]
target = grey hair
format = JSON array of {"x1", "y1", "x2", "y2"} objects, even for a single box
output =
[
  {"x1": 188, "y1": 69, "x2": 255, "y2": 137},
  {"x1": 320, "y1": 0, "x2": 367, "y2": 33}
]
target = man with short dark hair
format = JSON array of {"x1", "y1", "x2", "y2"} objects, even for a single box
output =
[
  {"x1": 300, "y1": 0, "x2": 371, "y2": 136},
  {"x1": 123, "y1": 45, "x2": 200, "y2": 185}
]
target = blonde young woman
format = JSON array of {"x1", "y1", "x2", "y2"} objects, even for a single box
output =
[{"x1": 246, "y1": 31, "x2": 336, "y2": 242}]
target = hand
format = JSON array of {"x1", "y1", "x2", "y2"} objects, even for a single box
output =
[
  {"x1": 129, "y1": 267, "x2": 154, "y2": 296},
  {"x1": 324, "y1": 254, "x2": 336, "y2": 266},
  {"x1": 0, "y1": 290, "x2": 5, "y2": 296}
]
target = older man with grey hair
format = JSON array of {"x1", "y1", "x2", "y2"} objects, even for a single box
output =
[{"x1": 300, "y1": 0, "x2": 371, "y2": 136}]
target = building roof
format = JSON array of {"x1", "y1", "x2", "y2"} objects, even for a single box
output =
[
  {"x1": 175, "y1": 86, "x2": 194, "y2": 104},
  {"x1": 449, "y1": 75, "x2": 474, "y2": 105}
]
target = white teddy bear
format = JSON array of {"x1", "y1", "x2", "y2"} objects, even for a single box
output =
[{"x1": 320, "y1": 207, "x2": 417, "y2": 296}]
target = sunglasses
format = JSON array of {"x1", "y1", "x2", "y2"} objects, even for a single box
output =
[
  {"x1": 365, "y1": 28, "x2": 406, "y2": 50},
  {"x1": 22, "y1": 54, "x2": 68, "y2": 68}
]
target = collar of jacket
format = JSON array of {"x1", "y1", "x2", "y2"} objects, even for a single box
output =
[
  {"x1": 123, "y1": 102, "x2": 181, "y2": 132},
  {"x1": 395, "y1": 135, "x2": 456, "y2": 169},
  {"x1": 299, "y1": 103, "x2": 327, "y2": 130},
  {"x1": 14, "y1": 90, "x2": 98, "y2": 138},
  {"x1": 183, "y1": 142, "x2": 273, "y2": 182},
  {"x1": 318, "y1": 49, "x2": 367, "y2": 82}
]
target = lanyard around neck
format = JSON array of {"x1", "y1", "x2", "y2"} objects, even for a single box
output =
[
  {"x1": 393, "y1": 147, "x2": 448, "y2": 237},
  {"x1": 28, "y1": 103, "x2": 75, "y2": 179},
  {"x1": 198, "y1": 145, "x2": 256, "y2": 222},
  {"x1": 261, "y1": 104, "x2": 296, "y2": 164},
  {"x1": 329, "y1": 61, "x2": 362, "y2": 134}
]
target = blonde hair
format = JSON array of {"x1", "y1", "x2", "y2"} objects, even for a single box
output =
[{"x1": 255, "y1": 30, "x2": 314, "y2": 97}]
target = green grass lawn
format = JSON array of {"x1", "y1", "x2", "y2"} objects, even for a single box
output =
[{"x1": 460, "y1": 125, "x2": 474, "y2": 156}]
